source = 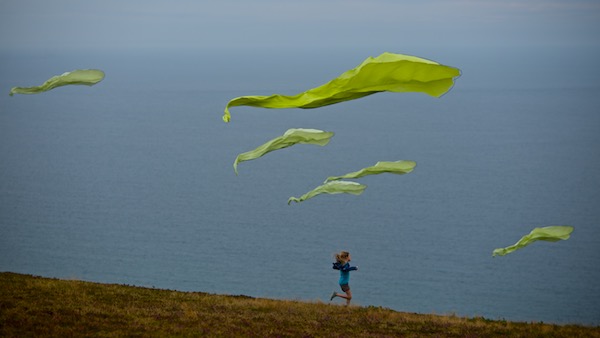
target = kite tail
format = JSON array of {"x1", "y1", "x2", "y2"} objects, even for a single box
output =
[{"x1": 223, "y1": 105, "x2": 231, "y2": 122}]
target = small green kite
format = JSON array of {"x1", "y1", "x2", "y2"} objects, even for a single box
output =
[
  {"x1": 492, "y1": 225, "x2": 574, "y2": 257},
  {"x1": 222, "y1": 52, "x2": 460, "y2": 122},
  {"x1": 288, "y1": 180, "x2": 367, "y2": 205},
  {"x1": 9, "y1": 69, "x2": 105, "y2": 96},
  {"x1": 234, "y1": 128, "x2": 334, "y2": 175},
  {"x1": 324, "y1": 160, "x2": 417, "y2": 183}
]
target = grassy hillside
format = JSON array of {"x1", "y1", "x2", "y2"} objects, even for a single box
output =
[{"x1": 1, "y1": 272, "x2": 598, "y2": 337}]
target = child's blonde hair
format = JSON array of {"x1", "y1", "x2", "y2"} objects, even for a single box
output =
[{"x1": 335, "y1": 251, "x2": 350, "y2": 264}]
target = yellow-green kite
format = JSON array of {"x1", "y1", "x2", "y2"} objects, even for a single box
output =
[
  {"x1": 492, "y1": 225, "x2": 574, "y2": 257},
  {"x1": 222, "y1": 52, "x2": 460, "y2": 122},
  {"x1": 324, "y1": 160, "x2": 417, "y2": 183},
  {"x1": 234, "y1": 128, "x2": 334, "y2": 175},
  {"x1": 9, "y1": 69, "x2": 105, "y2": 96},
  {"x1": 288, "y1": 180, "x2": 367, "y2": 205}
]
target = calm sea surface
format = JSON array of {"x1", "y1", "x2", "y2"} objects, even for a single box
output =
[{"x1": 1, "y1": 52, "x2": 599, "y2": 325}]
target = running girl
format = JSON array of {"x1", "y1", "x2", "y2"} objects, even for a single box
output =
[{"x1": 330, "y1": 251, "x2": 358, "y2": 305}]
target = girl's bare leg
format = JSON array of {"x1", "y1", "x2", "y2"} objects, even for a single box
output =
[{"x1": 334, "y1": 290, "x2": 352, "y2": 305}]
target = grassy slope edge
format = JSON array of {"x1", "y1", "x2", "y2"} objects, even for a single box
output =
[{"x1": 1, "y1": 272, "x2": 598, "y2": 337}]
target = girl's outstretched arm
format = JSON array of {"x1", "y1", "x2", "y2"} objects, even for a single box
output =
[{"x1": 340, "y1": 264, "x2": 358, "y2": 272}]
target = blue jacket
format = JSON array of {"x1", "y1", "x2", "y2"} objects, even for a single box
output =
[{"x1": 332, "y1": 262, "x2": 357, "y2": 285}]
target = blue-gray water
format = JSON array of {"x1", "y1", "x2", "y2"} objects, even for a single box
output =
[{"x1": 1, "y1": 51, "x2": 599, "y2": 326}]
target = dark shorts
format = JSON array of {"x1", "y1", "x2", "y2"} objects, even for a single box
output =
[{"x1": 340, "y1": 284, "x2": 350, "y2": 292}]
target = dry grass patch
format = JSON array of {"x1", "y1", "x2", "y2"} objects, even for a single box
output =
[{"x1": 1, "y1": 272, "x2": 598, "y2": 337}]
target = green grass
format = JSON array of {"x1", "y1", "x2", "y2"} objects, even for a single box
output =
[{"x1": 1, "y1": 272, "x2": 598, "y2": 337}]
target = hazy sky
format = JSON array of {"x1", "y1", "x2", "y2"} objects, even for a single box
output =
[
  {"x1": 1, "y1": 0, "x2": 599, "y2": 91},
  {"x1": 1, "y1": 0, "x2": 599, "y2": 53}
]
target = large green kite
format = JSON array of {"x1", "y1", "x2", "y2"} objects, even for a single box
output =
[
  {"x1": 324, "y1": 160, "x2": 417, "y2": 183},
  {"x1": 288, "y1": 181, "x2": 367, "y2": 205},
  {"x1": 492, "y1": 225, "x2": 574, "y2": 257},
  {"x1": 234, "y1": 128, "x2": 334, "y2": 175},
  {"x1": 222, "y1": 52, "x2": 461, "y2": 122},
  {"x1": 9, "y1": 69, "x2": 105, "y2": 96}
]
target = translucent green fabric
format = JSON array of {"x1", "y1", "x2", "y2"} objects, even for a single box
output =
[
  {"x1": 234, "y1": 128, "x2": 334, "y2": 175},
  {"x1": 223, "y1": 52, "x2": 460, "y2": 122},
  {"x1": 324, "y1": 160, "x2": 416, "y2": 182},
  {"x1": 492, "y1": 226, "x2": 574, "y2": 256},
  {"x1": 9, "y1": 69, "x2": 105, "y2": 96},
  {"x1": 288, "y1": 181, "x2": 367, "y2": 205}
]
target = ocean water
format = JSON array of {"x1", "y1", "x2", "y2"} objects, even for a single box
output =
[{"x1": 1, "y1": 51, "x2": 599, "y2": 326}]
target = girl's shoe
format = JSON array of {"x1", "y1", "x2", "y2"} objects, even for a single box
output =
[{"x1": 330, "y1": 291, "x2": 337, "y2": 301}]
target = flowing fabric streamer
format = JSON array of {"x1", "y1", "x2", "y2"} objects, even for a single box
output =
[
  {"x1": 223, "y1": 52, "x2": 461, "y2": 122},
  {"x1": 234, "y1": 128, "x2": 334, "y2": 175},
  {"x1": 9, "y1": 69, "x2": 105, "y2": 96},
  {"x1": 324, "y1": 160, "x2": 417, "y2": 183},
  {"x1": 288, "y1": 181, "x2": 367, "y2": 205},
  {"x1": 492, "y1": 225, "x2": 574, "y2": 257}
]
